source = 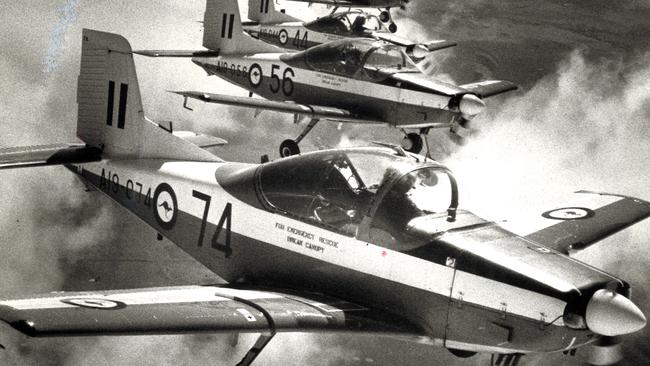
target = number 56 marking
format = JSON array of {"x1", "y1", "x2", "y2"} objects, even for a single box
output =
[
  {"x1": 192, "y1": 190, "x2": 232, "y2": 258},
  {"x1": 269, "y1": 64, "x2": 295, "y2": 97}
]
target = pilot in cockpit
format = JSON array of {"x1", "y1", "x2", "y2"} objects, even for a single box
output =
[
  {"x1": 338, "y1": 45, "x2": 363, "y2": 75},
  {"x1": 351, "y1": 16, "x2": 367, "y2": 35},
  {"x1": 313, "y1": 194, "x2": 359, "y2": 234},
  {"x1": 310, "y1": 157, "x2": 364, "y2": 235}
]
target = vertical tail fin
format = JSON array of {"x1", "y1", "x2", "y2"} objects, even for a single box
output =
[
  {"x1": 77, "y1": 29, "x2": 221, "y2": 162},
  {"x1": 203, "y1": 0, "x2": 279, "y2": 53},
  {"x1": 248, "y1": 0, "x2": 300, "y2": 24}
]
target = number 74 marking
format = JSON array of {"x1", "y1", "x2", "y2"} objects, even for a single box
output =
[{"x1": 192, "y1": 190, "x2": 232, "y2": 258}]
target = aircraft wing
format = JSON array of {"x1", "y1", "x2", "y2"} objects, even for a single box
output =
[
  {"x1": 0, "y1": 285, "x2": 423, "y2": 338},
  {"x1": 373, "y1": 33, "x2": 456, "y2": 52},
  {"x1": 174, "y1": 91, "x2": 385, "y2": 124},
  {"x1": 0, "y1": 143, "x2": 102, "y2": 170},
  {"x1": 284, "y1": 0, "x2": 356, "y2": 5},
  {"x1": 460, "y1": 80, "x2": 518, "y2": 98},
  {"x1": 133, "y1": 50, "x2": 220, "y2": 58},
  {"x1": 504, "y1": 191, "x2": 650, "y2": 254},
  {"x1": 285, "y1": 0, "x2": 402, "y2": 6}
]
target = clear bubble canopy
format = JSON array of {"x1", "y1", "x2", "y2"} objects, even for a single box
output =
[
  {"x1": 258, "y1": 148, "x2": 457, "y2": 238},
  {"x1": 301, "y1": 39, "x2": 417, "y2": 79}
]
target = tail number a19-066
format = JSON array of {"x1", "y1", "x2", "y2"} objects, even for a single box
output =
[{"x1": 192, "y1": 190, "x2": 232, "y2": 258}]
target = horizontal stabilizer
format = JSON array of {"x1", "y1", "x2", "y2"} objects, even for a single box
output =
[
  {"x1": 375, "y1": 33, "x2": 456, "y2": 52},
  {"x1": 460, "y1": 80, "x2": 518, "y2": 98},
  {"x1": 173, "y1": 131, "x2": 228, "y2": 148},
  {"x1": 0, "y1": 143, "x2": 101, "y2": 170},
  {"x1": 133, "y1": 50, "x2": 220, "y2": 58},
  {"x1": 0, "y1": 285, "x2": 424, "y2": 338},
  {"x1": 505, "y1": 191, "x2": 650, "y2": 254},
  {"x1": 174, "y1": 91, "x2": 385, "y2": 124}
]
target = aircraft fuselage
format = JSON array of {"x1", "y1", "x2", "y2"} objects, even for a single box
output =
[
  {"x1": 244, "y1": 23, "x2": 334, "y2": 51},
  {"x1": 68, "y1": 157, "x2": 605, "y2": 355},
  {"x1": 193, "y1": 54, "x2": 456, "y2": 128}
]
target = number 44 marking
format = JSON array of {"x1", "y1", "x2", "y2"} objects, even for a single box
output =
[{"x1": 192, "y1": 190, "x2": 232, "y2": 258}]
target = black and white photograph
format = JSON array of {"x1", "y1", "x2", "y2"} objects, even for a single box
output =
[{"x1": 0, "y1": 0, "x2": 648, "y2": 365}]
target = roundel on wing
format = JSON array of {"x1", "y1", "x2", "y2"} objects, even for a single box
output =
[
  {"x1": 248, "y1": 63, "x2": 263, "y2": 87},
  {"x1": 278, "y1": 29, "x2": 289, "y2": 45},
  {"x1": 153, "y1": 183, "x2": 178, "y2": 230},
  {"x1": 61, "y1": 298, "x2": 126, "y2": 310},
  {"x1": 541, "y1": 207, "x2": 595, "y2": 220}
]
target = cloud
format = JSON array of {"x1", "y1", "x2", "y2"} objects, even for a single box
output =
[{"x1": 44, "y1": 0, "x2": 81, "y2": 73}]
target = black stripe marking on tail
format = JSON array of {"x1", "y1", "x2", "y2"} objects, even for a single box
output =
[
  {"x1": 221, "y1": 13, "x2": 228, "y2": 38},
  {"x1": 227, "y1": 14, "x2": 235, "y2": 39},
  {"x1": 117, "y1": 83, "x2": 128, "y2": 129},
  {"x1": 106, "y1": 81, "x2": 115, "y2": 126}
]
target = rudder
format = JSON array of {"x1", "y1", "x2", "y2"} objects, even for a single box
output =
[
  {"x1": 248, "y1": 0, "x2": 299, "y2": 24},
  {"x1": 77, "y1": 29, "x2": 144, "y2": 157},
  {"x1": 77, "y1": 29, "x2": 221, "y2": 162},
  {"x1": 203, "y1": 0, "x2": 278, "y2": 53}
]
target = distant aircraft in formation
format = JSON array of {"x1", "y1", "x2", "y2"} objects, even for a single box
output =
[
  {"x1": 0, "y1": 29, "x2": 647, "y2": 366},
  {"x1": 137, "y1": 0, "x2": 517, "y2": 157},
  {"x1": 242, "y1": 0, "x2": 446, "y2": 51},
  {"x1": 283, "y1": 0, "x2": 408, "y2": 32}
]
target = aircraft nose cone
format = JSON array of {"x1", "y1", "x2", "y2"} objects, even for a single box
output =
[
  {"x1": 458, "y1": 94, "x2": 486, "y2": 117},
  {"x1": 585, "y1": 289, "x2": 646, "y2": 336}
]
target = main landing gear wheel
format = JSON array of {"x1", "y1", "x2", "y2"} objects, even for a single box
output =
[
  {"x1": 388, "y1": 23, "x2": 397, "y2": 33},
  {"x1": 280, "y1": 139, "x2": 300, "y2": 157},
  {"x1": 279, "y1": 118, "x2": 319, "y2": 158},
  {"x1": 379, "y1": 11, "x2": 390, "y2": 22},
  {"x1": 401, "y1": 133, "x2": 423, "y2": 153}
]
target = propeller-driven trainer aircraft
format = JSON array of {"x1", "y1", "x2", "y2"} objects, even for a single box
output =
[
  {"x1": 1, "y1": 29, "x2": 648, "y2": 366},
  {"x1": 243, "y1": 0, "x2": 453, "y2": 51},
  {"x1": 283, "y1": 0, "x2": 409, "y2": 32},
  {"x1": 136, "y1": 0, "x2": 516, "y2": 157}
]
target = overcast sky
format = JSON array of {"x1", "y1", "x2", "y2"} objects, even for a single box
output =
[{"x1": 0, "y1": 0, "x2": 649, "y2": 365}]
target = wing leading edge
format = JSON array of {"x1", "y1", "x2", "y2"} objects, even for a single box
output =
[
  {"x1": 174, "y1": 91, "x2": 385, "y2": 124},
  {"x1": 0, "y1": 285, "x2": 424, "y2": 338}
]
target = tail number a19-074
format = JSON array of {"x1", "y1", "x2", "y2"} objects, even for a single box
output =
[{"x1": 192, "y1": 190, "x2": 232, "y2": 258}]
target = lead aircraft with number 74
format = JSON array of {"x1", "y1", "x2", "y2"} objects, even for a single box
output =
[
  {"x1": 137, "y1": 0, "x2": 517, "y2": 157},
  {"x1": 0, "y1": 29, "x2": 648, "y2": 366}
]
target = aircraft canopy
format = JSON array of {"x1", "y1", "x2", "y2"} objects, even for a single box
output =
[
  {"x1": 305, "y1": 10, "x2": 385, "y2": 35},
  {"x1": 258, "y1": 148, "x2": 456, "y2": 237},
  {"x1": 303, "y1": 39, "x2": 416, "y2": 79}
]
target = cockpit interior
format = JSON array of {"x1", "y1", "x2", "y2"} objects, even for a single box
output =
[
  {"x1": 256, "y1": 148, "x2": 456, "y2": 246},
  {"x1": 305, "y1": 10, "x2": 385, "y2": 36},
  {"x1": 301, "y1": 39, "x2": 417, "y2": 79}
]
